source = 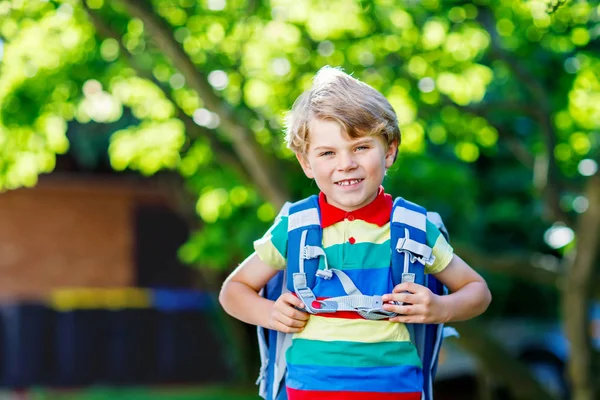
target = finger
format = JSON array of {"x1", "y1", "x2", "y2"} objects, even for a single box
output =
[
  {"x1": 383, "y1": 303, "x2": 423, "y2": 316},
  {"x1": 293, "y1": 310, "x2": 310, "y2": 321},
  {"x1": 273, "y1": 321, "x2": 304, "y2": 333},
  {"x1": 392, "y1": 282, "x2": 422, "y2": 294},
  {"x1": 278, "y1": 313, "x2": 308, "y2": 329},
  {"x1": 281, "y1": 293, "x2": 305, "y2": 309},
  {"x1": 280, "y1": 305, "x2": 310, "y2": 321},
  {"x1": 382, "y1": 292, "x2": 419, "y2": 304}
]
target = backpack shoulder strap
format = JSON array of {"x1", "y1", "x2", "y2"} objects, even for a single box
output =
[
  {"x1": 256, "y1": 200, "x2": 295, "y2": 400},
  {"x1": 390, "y1": 197, "x2": 432, "y2": 287},
  {"x1": 392, "y1": 198, "x2": 456, "y2": 400},
  {"x1": 286, "y1": 195, "x2": 322, "y2": 293},
  {"x1": 391, "y1": 197, "x2": 441, "y2": 400}
]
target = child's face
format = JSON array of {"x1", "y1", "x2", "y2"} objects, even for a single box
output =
[{"x1": 297, "y1": 118, "x2": 397, "y2": 211}]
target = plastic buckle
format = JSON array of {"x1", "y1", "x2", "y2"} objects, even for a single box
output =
[
  {"x1": 411, "y1": 253, "x2": 425, "y2": 265},
  {"x1": 395, "y1": 237, "x2": 407, "y2": 252},
  {"x1": 312, "y1": 300, "x2": 337, "y2": 313},
  {"x1": 316, "y1": 269, "x2": 333, "y2": 280},
  {"x1": 399, "y1": 249, "x2": 427, "y2": 266},
  {"x1": 296, "y1": 287, "x2": 314, "y2": 298},
  {"x1": 302, "y1": 246, "x2": 319, "y2": 260},
  {"x1": 371, "y1": 295, "x2": 383, "y2": 308}
]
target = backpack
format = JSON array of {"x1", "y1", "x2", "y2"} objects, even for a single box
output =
[{"x1": 256, "y1": 195, "x2": 457, "y2": 400}]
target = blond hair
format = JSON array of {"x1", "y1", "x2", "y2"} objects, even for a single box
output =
[{"x1": 284, "y1": 66, "x2": 401, "y2": 155}]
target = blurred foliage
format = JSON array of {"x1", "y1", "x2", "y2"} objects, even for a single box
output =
[{"x1": 0, "y1": 0, "x2": 599, "y2": 318}]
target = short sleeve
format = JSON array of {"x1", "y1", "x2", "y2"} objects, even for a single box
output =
[
  {"x1": 424, "y1": 218, "x2": 454, "y2": 275},
  {"x1": 253, "y1": 214, "x2": 289, "y2": 270}
]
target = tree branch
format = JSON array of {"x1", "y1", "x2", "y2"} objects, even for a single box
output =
[
  {"x1": 82, "y1": 3, "x2": 249, "y2": 183},
  {"x1": 120, "y1": 0, "x2": 290, "y2": 208},
  {"x1": 563, "y1": 173, "x2": 600, "y2": 400},
  {"x1": 478, "y1": 8, "x2": 570, "y2": 226},
  {"x1": 454, "y1": 242, "x2": 562, "y2": 284},
  {"x1": 455, "y1": 241, "x2": 600, "y2": 300}
]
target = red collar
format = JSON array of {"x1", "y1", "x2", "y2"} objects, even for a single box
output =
[{"x1": 318, "y1": 186, "x2": 392, "y2": 228}]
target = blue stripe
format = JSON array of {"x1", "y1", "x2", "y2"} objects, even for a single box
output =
[
  {"x1": 286, "y1": 363, "x2": 423, "y2": 393},
  {"x1": 312, "y1": 267, "x2": 394, "y2": 297}
]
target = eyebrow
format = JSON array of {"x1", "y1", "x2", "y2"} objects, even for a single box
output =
[
  {"x1": 354, "y1": 138, "x2": 375, "y2": 145},
  {"x1": 313, "y1": 146, "x2": 334, "y2": 152},
  {"x1": 312, "y1": 138, "x2": 375, "y2": 153}
]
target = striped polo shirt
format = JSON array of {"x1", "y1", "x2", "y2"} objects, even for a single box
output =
[{"x1": 254, "y1": 188, "x2": 454, "y2": 400}]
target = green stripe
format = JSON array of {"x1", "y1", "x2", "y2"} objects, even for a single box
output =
[
  {"x1": 286, "y1": 338, "x2": 422, "y2": 368},
  {"x1": 322, "y1": 241, "x2": 391, "y2": 269},
  {"x1": 426, "y1": 219, "x2": 442, "y2": 247},
  {"x1": 270, "y1": 215, "x2": 289, "y2": 259}
]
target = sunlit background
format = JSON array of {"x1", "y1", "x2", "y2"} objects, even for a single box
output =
[{"x1": 0, "y1": 0, "x2": 599, "y2": 399}]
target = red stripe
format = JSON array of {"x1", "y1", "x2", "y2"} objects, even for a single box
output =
[
  {"x1": 287, "y1": 387, "x2": 421, "y2": 400},
  {"x1": 292, "y1": 294, "x2": 390, "y2": 320},
  {"x1": 312, "y1": 310, "x2": 367, "y2": 319}
]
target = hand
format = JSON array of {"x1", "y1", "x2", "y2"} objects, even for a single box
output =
[
  {"x1": 268, "y1": 292, "x2": 310, "y2": 333},
  {"x1": 381, "y1": 282, "x2": 449, "y2": 324}
]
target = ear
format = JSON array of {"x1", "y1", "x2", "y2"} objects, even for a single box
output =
[
  {"x1": 296, "y1": 152, "x2": 314, "y2": 179},
  {"x1": 385, "y1": 140, "x2": 399, "y2": 169}
]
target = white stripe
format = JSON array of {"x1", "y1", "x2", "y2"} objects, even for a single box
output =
[
  {"x1": 288, "y1": 208, "x2": 320, "y2": 231},
  {"x1": 392, "y1": 206, "x2": 426, "y2": 232}
]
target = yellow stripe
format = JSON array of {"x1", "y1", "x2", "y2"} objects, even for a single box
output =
[
  {"x1": 427, "y1": 235, "x2": 454, "y2": 275},
  {"x1": 253, "y1": 236, "x2": 285, "y2": 270},
  {"x1": 322, "y1": 220, "x2": 390, "y2": 247},
  {"x1": 294, "y1": 315, "x2": 410, "y2": 343}
]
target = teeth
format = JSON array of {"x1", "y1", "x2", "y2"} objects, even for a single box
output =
[{"x1": 337, "y1": 179, "x2": 361, "y2": 186}]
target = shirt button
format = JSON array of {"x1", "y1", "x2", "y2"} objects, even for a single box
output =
[
  {"x1": 348, "y1": 237, "x2": 356, "y2": 244},
  {"x1": 347, "y1": 215, "x2": 355, "y2": 221}
]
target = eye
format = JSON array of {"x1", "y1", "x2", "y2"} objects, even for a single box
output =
[
  {"x1": 355, "y1": 145, "x2": 370, "y2": 151},
  {"x1": 319, "y1": 151, "x2": 334, "y2": 157}
]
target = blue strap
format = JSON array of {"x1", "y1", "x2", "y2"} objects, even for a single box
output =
[
  {"x1": 286, "y1": 195, "x2": 321, "y2": 292},
  {"x1": 390, "y1": 197, "x2": 427, "y2": 287},
  {"x1": 390, "y1": 197, "x2": 434, "y2": 400}
]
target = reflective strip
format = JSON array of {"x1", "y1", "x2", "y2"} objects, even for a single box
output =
[
  {"x1": 392, "y1": 206, "x2": 426, "y2": 232},
  {"x1": 288, "y1": 208, "x2": 320, "y2": 231}
]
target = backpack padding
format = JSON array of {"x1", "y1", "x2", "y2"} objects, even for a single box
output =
[{"x1": 286, "y1": 195, "x2": 321, "y2": 293}]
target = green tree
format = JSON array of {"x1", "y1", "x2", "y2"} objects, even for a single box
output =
[{"x1": 1, "y1": 0, "x2": 599, "y2": 398}]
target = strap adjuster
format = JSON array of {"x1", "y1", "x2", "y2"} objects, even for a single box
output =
[
  {"x1": 302, "y1": 245, "x2": 322, "y2": 259},
  {"x1": 396, "y1": 238, "x2": 436, "y2": 266},
  {"x1": 316, "y1": 269, "x2": 333, "y2": 280}
]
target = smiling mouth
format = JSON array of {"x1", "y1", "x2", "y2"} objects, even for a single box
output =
[{"x1": 335, "y1": 179, "x2": 364, "y2": 186}]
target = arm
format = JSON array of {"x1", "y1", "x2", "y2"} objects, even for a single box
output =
[
  {"x1": 382, "y1": 254, "x2": 492, "y2": 323},
  {"x1": 431, "y1": 254, "x2": 492, "y2": 322},
  {"x1": 219, "y1": 252, "x2": 309, "y2": 332}
]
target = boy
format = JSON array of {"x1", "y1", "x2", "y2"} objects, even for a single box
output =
[{"x1": 219, "y1": 67, "x2": 491, "y2": 400}]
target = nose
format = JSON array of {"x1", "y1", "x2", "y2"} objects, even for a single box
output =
[{"x1": 337, "y1": 152, "x2": 358, "y2": 171}]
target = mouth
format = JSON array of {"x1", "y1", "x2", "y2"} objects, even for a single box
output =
[{"x1": 335, "y1": 178, "x2": 364, "y2": 187}]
